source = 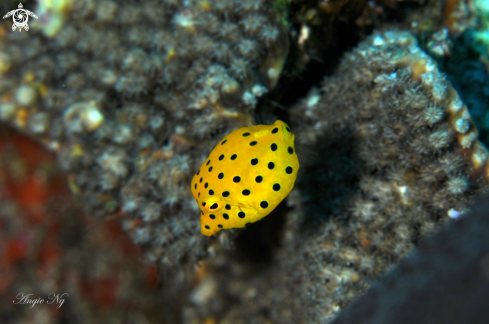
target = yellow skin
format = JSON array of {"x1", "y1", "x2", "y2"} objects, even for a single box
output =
[{"x1": 191, "y1": 120, "x2": 300, "y2": 236}]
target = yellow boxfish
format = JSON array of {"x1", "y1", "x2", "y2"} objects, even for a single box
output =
[{"x1": 191, "y1": 120, "x2": 300, "y2": 236}]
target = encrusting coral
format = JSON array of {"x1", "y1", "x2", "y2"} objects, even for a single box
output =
[
  {"x1": 285, "y1": 29, "x2": 489, "y2": 322},
  {"x1": 0, "y1": 128, "x2": 172, "y2": 323},
  {"x1": 178, "y1": 30, "x2": 489, "y2": 323},
  {"x1": 331, "y1": 195, "x2": 489, "y2": 324},
  {"x1": 0, "y1": 0, "x2": 289, "y2": 268},
  {"x1": 399, "y1": 0, "x2": 489, "y2": 146},
  {"x1": 2, "y1": 0, "x2": 489, "y2": 322}
]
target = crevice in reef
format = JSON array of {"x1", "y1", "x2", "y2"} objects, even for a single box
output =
[{"x1": 255, "y1": 0, "x2": 427, "y2": 125}]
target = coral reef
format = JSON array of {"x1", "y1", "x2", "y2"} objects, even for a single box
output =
[
  {"x1": 178, "y1": 30, "x2": 489, "y2": 323},
  {"x1": 285, "y1": 29, "x2": 488, "y2": 321},
  {"x1": 1, "y1": 0, "x2": 489, "y2": 322},
  {"x1": 0, "y1": 0, "x2": 289, "y2": 268},
  {"x1": 400, "y1": 0, "x2": 489, "y2": 145},
  {"x1": 289, "y1": 0, "x2": 427, "y2": 63},
  {"x1": 331, "y1": 196, "x2": 489, "y2": 324},
  {"x1": 438, "y1": 29, "x2": 489, "y2": 145},
  {"x1": 0, "y1": 126, "x2": 172, "y2": 323},
  {"x1": 267, "y1": 0, "x2": 428, "y2": 115}
]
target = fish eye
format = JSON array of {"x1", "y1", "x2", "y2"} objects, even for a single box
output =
[{"x1": 205, "y1": 197, "x2": 224, "y2": 212}]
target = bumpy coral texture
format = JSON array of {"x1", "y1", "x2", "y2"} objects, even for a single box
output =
[
  {"x1": 0, "y1": 128, "x2": 173, "y2": 323},
  {"x1": 180, "y1": 31, "x2": 489, "y2": 323},
  {"x1": 286, "y1": 30, "x2": 489, "y2": 322},
  {"x1": 0, "y1": 0, "x2": 288, "y2": 268},
  {"x1": 2, "y1": 0, "x2": 489, "y2": 321},
  {"x1": 331, "y1": 196, "x2": 489, "y2": 324}
]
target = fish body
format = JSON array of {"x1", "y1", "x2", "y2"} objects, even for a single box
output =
[{"x1": 191, "y1": 120, "x2": 299, "y2": 236}]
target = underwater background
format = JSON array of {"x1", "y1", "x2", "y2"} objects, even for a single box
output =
[{"x1": 1, "y1": 0, "x2": 489, "y2": 323}]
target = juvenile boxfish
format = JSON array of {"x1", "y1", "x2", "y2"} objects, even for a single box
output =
[{"x1": 191, "y1": 120, "x2": 299, "y2": 236}]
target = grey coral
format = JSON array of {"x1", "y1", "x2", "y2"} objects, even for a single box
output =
[
  {"x1": 1, "y1": 0, "x2": 489, "y2": 322},
  {"x1": 0, "y1": 0, "x2": 288, "y2": 268},
  {"x1": 180, "y1": 31, "x2": 489, "y2": 323}
]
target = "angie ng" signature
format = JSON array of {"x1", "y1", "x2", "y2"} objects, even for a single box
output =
[{"x1": 13, "y1": 292, "x2": 69, "y2": 309}]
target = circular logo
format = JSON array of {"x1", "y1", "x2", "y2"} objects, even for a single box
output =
[
  {"x1": 2, "y1": 3, "x2": 38, "y2": 32},
  {"x1": 13, "y1": 9, "x2": 28, "y2": 27}
]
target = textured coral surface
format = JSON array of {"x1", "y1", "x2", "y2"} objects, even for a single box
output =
[
  {"x1": 1, "y1": 0, "x2": 489, "y2": 323},
  {"x1": 285, "y1": 30, "x2": 489, "y2": 322},
  {"x1": 332, "y1": 196, "x2": 489, "y2": 324},
  {"x1": 0, "y1": 0, "x2": 291, "y2": 268},
  {"x1": 179, "y1": 31, "x2": 489, "y2": 323},
  {"x1": 0, "y1": 127, "x2": 171, "y2": 323}
]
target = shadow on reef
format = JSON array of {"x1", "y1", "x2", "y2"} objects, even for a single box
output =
[
  {"x1": 234, "y1": 199, "x2": 289, "y2": 265},
  {"x1": 233, "y1": 128, "x2": 364, "y2": 263},
  {"x1": 298, "y1": 129, "x2": 363, "y2": 230}
]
